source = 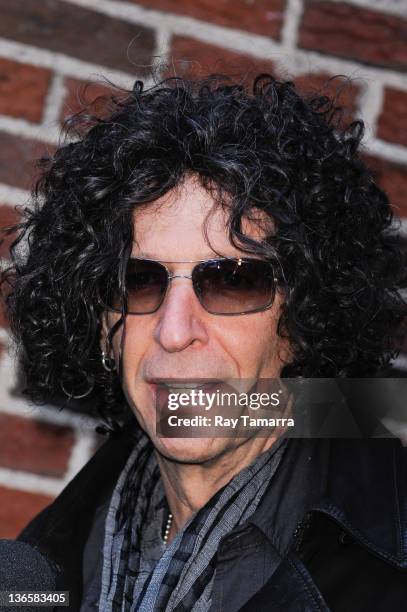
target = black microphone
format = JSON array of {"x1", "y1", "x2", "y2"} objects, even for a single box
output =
[{"x1": 0, "y1": 540, "x2": 57, "y2": 611}]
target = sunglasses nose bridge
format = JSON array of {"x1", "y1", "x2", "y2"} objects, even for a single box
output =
[
  {"x1": 168, "y1": 273, "x2": 194, "y2": 281},
  {"x1": 160, "y1": 272, "x2": 205, "y2": 317},
  {"x1": 166, "y1": 273, "x2": 200, "y2": 302}
]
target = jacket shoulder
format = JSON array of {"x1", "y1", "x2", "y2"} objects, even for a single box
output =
[{"x1": 18, "y1": 423, "x2": 137, "y2": 561}]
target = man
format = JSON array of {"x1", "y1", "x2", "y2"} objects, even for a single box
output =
[{"x1": 1, "y1": 74, "x2": 406, "y2": 611}]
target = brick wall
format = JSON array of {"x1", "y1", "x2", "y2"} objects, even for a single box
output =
[{"x1": 0, "y1": 0, "x2": 406, "y2": 537}]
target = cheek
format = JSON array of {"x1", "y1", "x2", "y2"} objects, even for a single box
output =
[
  {"x1": 223, "y1": 302, "x2": 288, "y2": 375},
  {"x1": 106, "y1": 316, "x2": 149, "y2": 382},
  {"x1": 119, "y1": 327, "x2": 148, "y2": 375},
  {"x1": 219, "y1": 315, "x2": 276, "y2": 371},
  {"x1": 109, "y1": 323, "x2": 152, "y2": 420}
]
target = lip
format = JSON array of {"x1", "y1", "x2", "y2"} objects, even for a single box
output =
[{"x1": 146, "y1": 378, "x2": 224, "y2": 385}]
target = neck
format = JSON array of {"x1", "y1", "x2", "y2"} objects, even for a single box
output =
[{"x1": 155, "y1": 434, "x2": 281, "y2": 539}]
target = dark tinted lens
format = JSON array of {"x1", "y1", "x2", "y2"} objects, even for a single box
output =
[
  {"x1": 192, "y1": 259, "x2": 276, "y2": 314},
  {"x1": 111, "y1": 259, "x2": 168, "y2": 314}
]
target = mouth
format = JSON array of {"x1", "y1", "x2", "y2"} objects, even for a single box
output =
[
  {"x1": 146, "y1": 379, "x2": 224, "y2": 410},
  {"x1": 147, "y1": 378, "x2": 223, "y2": 386}
]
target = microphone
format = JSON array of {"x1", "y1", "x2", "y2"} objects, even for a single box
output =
[{"x1": 0, "y1": 540, "x2": 57, "y2": 611}]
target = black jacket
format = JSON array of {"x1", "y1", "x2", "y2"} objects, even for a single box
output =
[{"x1": 18, "y1": 423, "x2": 407, "y2": 611}]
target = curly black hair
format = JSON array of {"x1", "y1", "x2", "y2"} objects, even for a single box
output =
[{"x1": 1, "y1": 74, "x2": 406, "y2": 426}]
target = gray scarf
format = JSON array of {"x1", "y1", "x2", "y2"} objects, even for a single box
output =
[{"x1": 99, "y1": 429, "x2": 287, "y2": 611}]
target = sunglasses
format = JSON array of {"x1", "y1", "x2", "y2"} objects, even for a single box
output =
[{"x1": 107, "y1": 257, "x2": 278, "y2": 316}]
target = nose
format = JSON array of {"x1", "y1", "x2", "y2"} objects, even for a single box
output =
[{"x1": 153, "y1": 278, "x2": 209, "y2": 352}]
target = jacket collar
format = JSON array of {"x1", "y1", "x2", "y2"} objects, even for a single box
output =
[{"x1": 248, "y1": 437, "x2": 407, "y2": 568}]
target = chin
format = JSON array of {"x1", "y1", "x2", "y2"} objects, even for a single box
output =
[{"x1": 151, "y1": 435, "x2": 230, "y2": 464}]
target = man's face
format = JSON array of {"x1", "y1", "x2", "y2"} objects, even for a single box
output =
[{"x1": 104, "y1": 175, "x2": 291, "y2": 463}]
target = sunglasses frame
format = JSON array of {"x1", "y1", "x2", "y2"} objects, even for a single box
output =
[{"x1": 109, "y1": 256, "x2": 279, "y2": 316}]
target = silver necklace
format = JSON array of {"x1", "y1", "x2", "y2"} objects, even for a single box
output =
[{"x1": 163, "y1": 512, "x2": 173, "y2": 545}]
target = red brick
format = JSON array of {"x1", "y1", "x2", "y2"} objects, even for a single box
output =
[
  {"x1": 0, "y1": 132, "x2": 54, "y2": 191},
  {"x1": 168, "y1": 36, "x2": 275, "y2": 80},
  {"x1": 0, "y1": 59, "x2": 51, "y2": 123},
  {"x1": 61, "y1": 78, "x2": 119, "y2": 124},
  {"x1": 364, "y1": 156, "x2": 407, "y2": 218},
  {"x1": 0, "y1": 204, "x2": 21, "y2": 259},
  {"x1": 121, "y1": 0, "x2": 285, "y2": 39},
  {"x1": 0, "y1": 486, "x2": 53, "y2": 538},
  {"x1": 0, "y1": 414, "x2": 75, "y2": 478},
  {"x1": 294, "y1": 73, "x2": 360, "y2": 122},
  {"x1": 299, "y1": 1, "x2": 407, "y2": 72},
  {"x1": 0, "y1": 0, "x2": 155, "y2": 75},
  {"x1": 377, "y1": 88, "x2": 407, "y2": 147}
]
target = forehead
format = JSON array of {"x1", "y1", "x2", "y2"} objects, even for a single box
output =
[{"x1": 132, "y1": 175, "x2": 272, "y2": 260}]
